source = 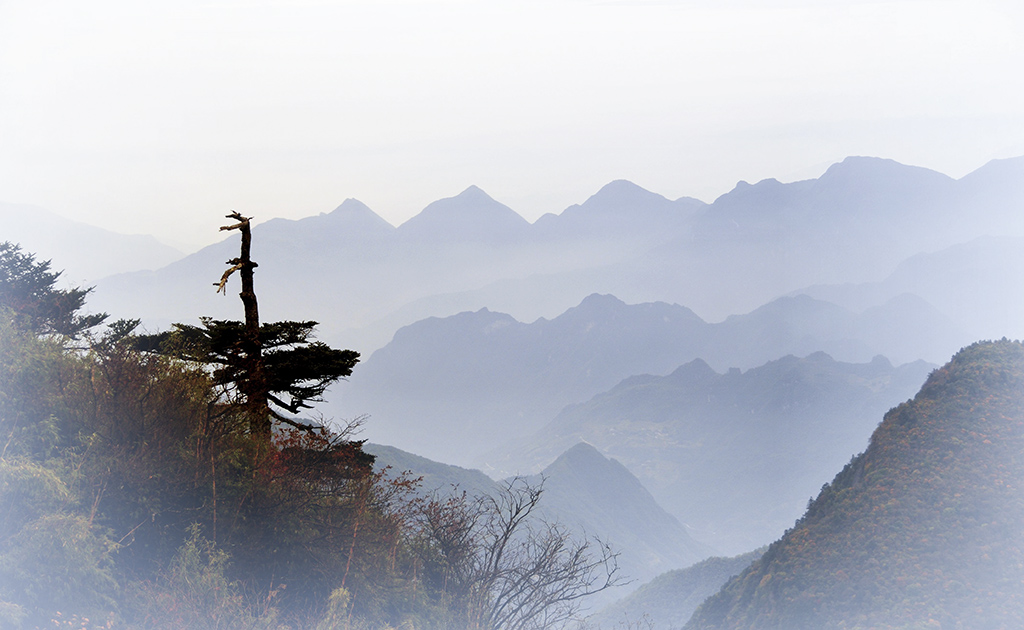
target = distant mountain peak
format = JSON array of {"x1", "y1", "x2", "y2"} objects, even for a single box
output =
[
  {"x1": 324, "y1": 198, "x2": 395, "y2": 230},
  {"x1": 711, "y1": 176, "x2": 799, "y2": 208},
  {"x1": 397, "y1": 185, "x2": 529, "y2": 242},
  {"x1": 577, "y1": 293, "x2": 625, "y2": 308},
  {"x1": 550, "y1": 441, "x2": 604, "y2": 465},
  {"x1": 536, "y1": 441, "x2": 715, "y2": 581},
  {"x1": 957, "y1": 154, "x2": 1024, "y2": 196},
  {"x1": 328, "y1": 197, "x2": 369, "y2": 213},
  {"x1": 328, "y1": 197, "x2": 370, "y2": 213},
  {"x1": 542, "y1": 441, "x2": 625, "y2": 477},
  {"x1": 458, "y1": 184, "x2": 487, "y2": 196},
  {"x1": 569, "y1": 179, "x2": 675, "y2": 217},
  {"x1": 592, "y1": 179, "x2": 657, "y2": 198},
  {"x1": 817, "y1": 155, "x2": 953, "y2": 187},
  {"x1": 669, "y1": 358, "x2": 717, "y2": 380}
]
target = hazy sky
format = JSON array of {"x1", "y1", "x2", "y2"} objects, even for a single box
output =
[{"x1": 2, "y1": 0, "x2": 1023, "y2": 251}]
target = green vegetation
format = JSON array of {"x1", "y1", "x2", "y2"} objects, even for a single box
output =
[
  {"x1": 0, "y1": 239, "x2": 617, "y2": 629},
  {"x1": 686, "y1": 339, "x2": 1024, "y2": 629}
]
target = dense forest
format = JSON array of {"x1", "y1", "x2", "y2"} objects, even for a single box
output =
[{"x1": 0, "y1": 232, "x2": 619, "y2": 630}]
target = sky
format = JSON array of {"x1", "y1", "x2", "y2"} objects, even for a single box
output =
[{"x1": 1, "y1": 0, "x2": 1023, "y2": 252}]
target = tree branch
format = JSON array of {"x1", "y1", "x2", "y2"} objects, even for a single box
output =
[
  {"x1": 215, "y1": 262, "x2": 245, "y2": 295},
  {"x1": 219, "y1": 211, "x2": 250, "y2": 233}
]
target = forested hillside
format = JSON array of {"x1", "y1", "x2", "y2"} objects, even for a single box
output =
[{"x1": 686, "y1": 339, "x2": 1024, "y2": 629}]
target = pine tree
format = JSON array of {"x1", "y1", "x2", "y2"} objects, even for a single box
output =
[{"x1": 136, "y1": 213, "x2": 359, "y2": 437}]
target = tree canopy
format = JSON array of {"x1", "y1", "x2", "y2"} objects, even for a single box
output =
[{"x1": 136, "y1": 317, "x2": 359, "y2": 430}]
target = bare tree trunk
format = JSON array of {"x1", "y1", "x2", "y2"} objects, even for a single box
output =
[{"x1": 217, "y1": 211, "x2": 271, "y2": 437}]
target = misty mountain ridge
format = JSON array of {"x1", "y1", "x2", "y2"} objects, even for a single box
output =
[
  {"x1": 0, "y1": 202, "x2": 184, "y2": 285},
  {"x1": 794, "y1": 234, "x2": 1024, "y2": 342},
  {"x1": 275, "y1": 198, "x2": 397, "y2": 240},
  {"x1": 686, "y1": 339, "x2": 1024, "y2": 629},
  {"x1": 533, "y1": 179, "x2": 703, "y2": 243},
  {"x1": 341, "y1": 291, "x2": 960, "y2": 470},
  {"x1": 82, "y1": 155, "x2": 1024, "y2": 355},
  {"x1": 485, "y1": 348, "x2": 934, "y2": 554}
]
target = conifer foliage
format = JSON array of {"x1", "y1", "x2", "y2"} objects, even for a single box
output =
[{"x1": 0, "y1": 242, "x2": 106, "y2": 338}]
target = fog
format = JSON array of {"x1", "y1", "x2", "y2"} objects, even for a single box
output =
[{"x1": 3, "y1": 1, "x2": 1024, "y2": 628}]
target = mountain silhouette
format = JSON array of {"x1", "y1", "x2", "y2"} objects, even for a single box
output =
[
  {"x1": 796, "y1": 235, "x2": 1024, "y2": 343},
  {"x1": 343, "y1": 292, "x2": 957, "y2": 470},
  {"x1": 396, "y1": 185, "x2": 530, "y2": 245}
]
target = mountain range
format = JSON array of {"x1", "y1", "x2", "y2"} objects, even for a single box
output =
[
  {"x1": 77, "y1": 155, "x2": 1024, "y2": 354},
  {"x1": 796, "y1": 234, "x2": 1024, "y2": 343},
  {"x1": 6, "y1": 155, "x2": 1024, "y2": 627},
  {"x1": 488, "y1": 351, "x2": 934, "y2": 555},
  {"x1": 339, "y1": 292, "x2": 951, "y2": 472}
]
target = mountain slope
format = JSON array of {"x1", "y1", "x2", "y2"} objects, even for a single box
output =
[
  {"x1": 686, "y1": 339, "x2": 1024, "y2": 629},
  {"x1": 0, "y1": 202, "x2": 183, "y2": 284},
  {"x1": 533, "y1": 180, "x2": 703, "y2": 246},
  {"x1": 529, "y1": 443, "x2": 713, "y2": 586},
  {"x1": 364, "y1": 443, "x2": 497, "y2": 498},
  {"x1": 365, "y1": 442, "x2": 711, "y2": 606}
]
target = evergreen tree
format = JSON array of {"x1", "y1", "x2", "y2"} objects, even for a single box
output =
[
  {"x1": 136, "y1": 213, "x2": 359, "y2": 437},
  {"x1": 0, "y1": 242, "x2": 106, "y2": 338}
]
